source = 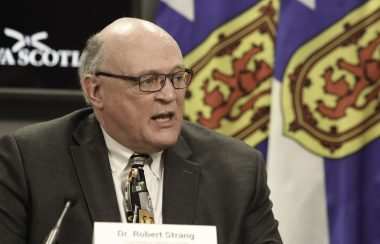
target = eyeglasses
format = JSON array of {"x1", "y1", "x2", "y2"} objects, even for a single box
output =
[{"x1": 95, "y1": 68, "x2": 193, "y2": 92}]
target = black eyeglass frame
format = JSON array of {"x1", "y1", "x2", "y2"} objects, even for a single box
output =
[{"x1": 94, "y1": 68, "x2": 193, "y2": 92}]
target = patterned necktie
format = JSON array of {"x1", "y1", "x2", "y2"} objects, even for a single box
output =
[{"x1": 123, "y1": 153, "x2": 155, "y2": 224}]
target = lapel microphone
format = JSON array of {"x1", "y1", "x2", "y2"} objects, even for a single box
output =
[{"x1": 43, "y1": 195, "x2": 77, "y2": 244}]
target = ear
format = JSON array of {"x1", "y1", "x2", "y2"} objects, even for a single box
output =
[{"x1": 82, "y1": 74, "x2": 104, "y2": 109}]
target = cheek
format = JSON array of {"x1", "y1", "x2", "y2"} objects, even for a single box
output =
[
  {"x1": 104, "y1": 85, "x2": 141, "y2": 112},
  {"x1": 102, "y1": 84, "x2": 124, "y2": 105},
  {"x1": 103, "y1": 93, "x2": 142, "y2": 127},
  {"x1": 176, "y1": 90, "x2": 186, "y2": 105},
  {"x1": 121, "y1": 100, "x2": 154, "y2": 131}
]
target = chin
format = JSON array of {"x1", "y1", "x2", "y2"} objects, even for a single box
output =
[
  {"x1": 151, "y1": 134, "x2": 179, "y2": 151},
  {"x1": 159, "y1": 137, "x2": 178, "y2": 147}
]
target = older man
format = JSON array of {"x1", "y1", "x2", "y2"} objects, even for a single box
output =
[{"x1": 0, "y1": 18, "x2": 282, "y2": 244}]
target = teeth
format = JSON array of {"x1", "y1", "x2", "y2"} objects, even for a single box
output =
[
  {"x1": 156, "y1": 117, "x2": 170, "y2": 123},
  {"x1": 152, "y1": 112, "x2": 174, "y2": 123}
]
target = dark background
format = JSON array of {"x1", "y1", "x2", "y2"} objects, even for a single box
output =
[
  {"x1": 0, "y1": 0, "x2": 146, "y2": 90},
  {"x1": 0, "y1": 0, "x2": 157, "y2": 129}
]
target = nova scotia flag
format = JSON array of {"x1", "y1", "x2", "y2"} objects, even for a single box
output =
[
  {"x1": 267, "y1": 0, "x2": 380, "y2": 243},
  {"x1": 156, "y1": 0, "x2": 380, "y2": 243}
]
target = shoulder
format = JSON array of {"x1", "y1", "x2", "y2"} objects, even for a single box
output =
[
  {"x1": 180, "y1": 120, "x2": 264, "y2": 167},
  {"x1": 181, "y1": 120, "x2": 261, "y2": 154},
  {"x1": 6, "y1": 107, "x2": 94, "y2": 145}
]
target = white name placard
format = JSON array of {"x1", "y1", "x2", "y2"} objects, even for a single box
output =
[{"x1": 93, "y1": 222, "x2": 217, "y2": 244}]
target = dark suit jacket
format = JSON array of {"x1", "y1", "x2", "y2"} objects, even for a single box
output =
[{"x1": 0, "y1": 108, "x2": 282, "y2": 244}]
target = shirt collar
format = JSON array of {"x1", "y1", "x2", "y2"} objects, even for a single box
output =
[{"x1": 101, "y1": 127, "x2": 163, "y2": 179}]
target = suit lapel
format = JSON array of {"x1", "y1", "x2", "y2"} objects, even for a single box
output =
[
  {"x1": 162, "y1": 135, "x2": 199, "y2": 224},
  {"x1": 70, "y1": 114, "x2": 120, "y2": 222}
]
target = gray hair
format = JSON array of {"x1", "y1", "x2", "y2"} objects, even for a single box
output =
[
  {"x1": 78, "y1": 32, "x2": 105, "y2": 91},
  {"x1": 78, "y1": 32, "x2": 104, "y2": 105}
]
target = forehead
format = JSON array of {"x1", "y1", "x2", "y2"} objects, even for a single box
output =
[{"x1": 102, "y1": 32, "x2": 184, "y2": 74}]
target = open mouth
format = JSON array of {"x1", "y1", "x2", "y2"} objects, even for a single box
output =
[{"x1": 151, "y1": 112, "x2": 175, "y2": 123}]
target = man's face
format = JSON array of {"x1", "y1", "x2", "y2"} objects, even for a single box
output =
[{"x1": 95, "y1": 35, "x2": 186, "y2": 153}]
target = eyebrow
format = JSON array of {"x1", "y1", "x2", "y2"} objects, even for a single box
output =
[{"x1": 135, "y1": 64, "x2": 186, "y2": 76}]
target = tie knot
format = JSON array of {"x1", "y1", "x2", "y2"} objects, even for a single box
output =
[{"x1": 129, "y1": 153, "x2": 152, "y2": 168}]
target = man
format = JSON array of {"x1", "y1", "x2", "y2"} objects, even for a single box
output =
[{"x1": 0, "y1": 18, "x2": 282, "y2": 243}]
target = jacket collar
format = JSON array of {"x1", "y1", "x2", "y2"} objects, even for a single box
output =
[
  {"x1": 70, "y1": 113, "x2": 121, "y2": 222},
  {"x1": 162, "y1": 133, "x2": 200, "y2": 224}
]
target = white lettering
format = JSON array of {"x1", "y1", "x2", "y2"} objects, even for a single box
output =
[
  {"x1": 2, "y1": 29, "x2": 81, "y2": 68},
  {"x1": 0, "y1": 48, "x2": 16, "y2": 65},
  {"x1": 29, "y1": 49, "x2": 43, "y2": 66},
  {"x1": 17, "y1": 48, "x2": 29, "y2": 66},
  {"x1": 70, "y1": 50, "x2": 80, "y2": 67},
  {"x1": 57, "y1": 50, "x2": 80, "y2": 68},
  {"x1": 58, "y1": 50, "x2": 70, "y2": 67},
  {"x1": 42, "y1": 50, "x2": 59, "y2": 67}
]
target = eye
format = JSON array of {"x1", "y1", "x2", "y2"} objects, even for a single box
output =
[
  {"x1": 140, "y1": 74, "x2": 158, "y2": 85},
  {"x1": 141, "y1": 78, "x2": 155, "y2": 85},
  {"x1": 172, "y1": 72, "x2": 185, "y2": 83}
]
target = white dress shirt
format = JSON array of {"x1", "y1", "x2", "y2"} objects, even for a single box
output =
[{"x1": 101, "y1": 128, "x2": 164, "y2": 223}]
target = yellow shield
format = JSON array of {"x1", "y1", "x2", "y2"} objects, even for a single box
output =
[
  {"x1": 282, "y1": 1, "x2": 380, "y2": 158},
  {"x1": 184, "y1": 0, "x2": 279, "y2": 146}
]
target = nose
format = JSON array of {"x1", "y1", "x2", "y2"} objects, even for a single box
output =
[{"x1": 155, "y1": 76, "x2": 177, "y2": 103}]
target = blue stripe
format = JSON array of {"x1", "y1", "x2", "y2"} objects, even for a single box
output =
[
  {"x1": 324, "y1": 137, "x2": 380, "y2": 244},
  {"x1": 256, "y1": 139, "x2": 268, "y2": 161}
]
